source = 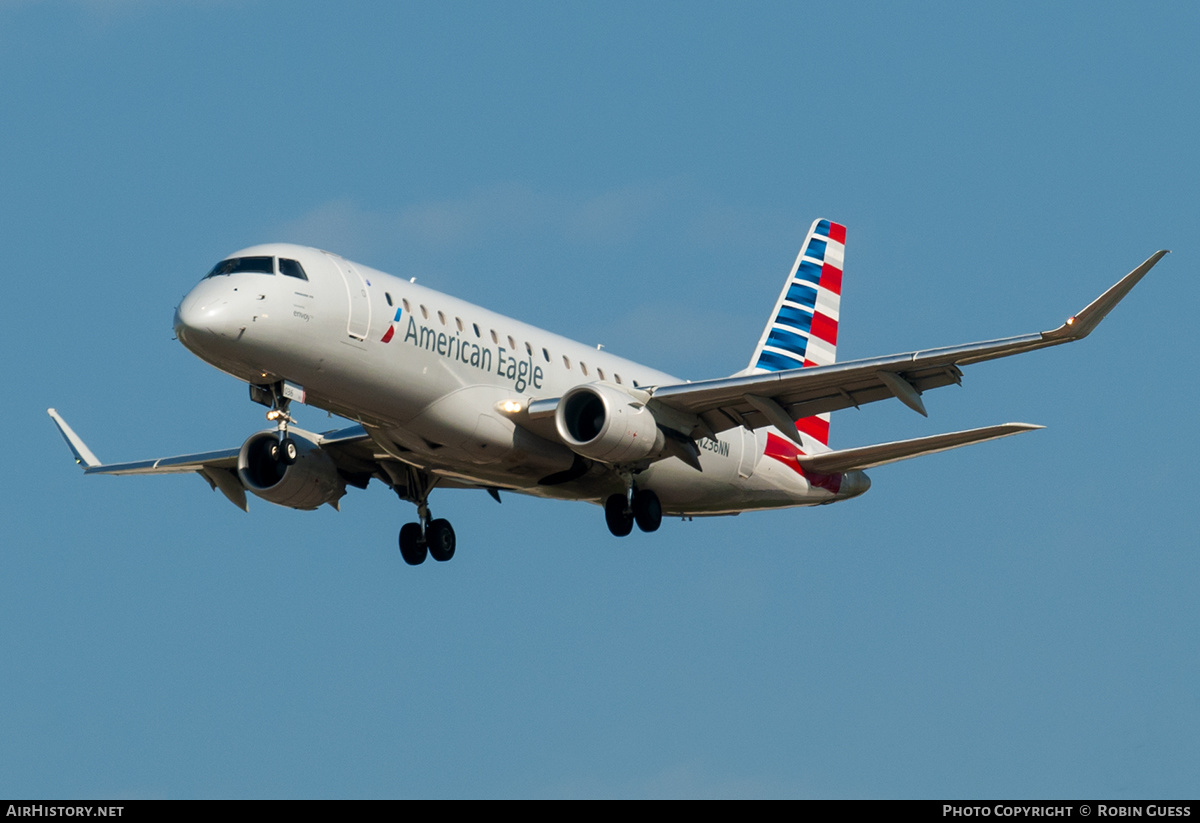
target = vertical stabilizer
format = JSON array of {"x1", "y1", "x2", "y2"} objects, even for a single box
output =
[{"x1": 744, "y1": 218, "x2": 845, "y2": 451}]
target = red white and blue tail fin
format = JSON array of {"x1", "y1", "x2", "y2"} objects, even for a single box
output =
[
  {"x1": 744, "y1": 218, "x2": 846, "y2": 450},
  {"x1": 748, "y1": 218, "x2": 844, "y2": 373}
]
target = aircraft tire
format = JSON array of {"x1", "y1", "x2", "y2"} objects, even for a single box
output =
[
  {"x1": 604, "y1": 494, "x2": 634, "y2": 537},
  {"x1": 632, "y1": 489, "x2": 662, "y2": 533},
  {"x1": 280, "y1": 437, "x2": 298, "y2": 466},
  {"x1": 399, "y1": 522, "x2": 427, "y2": 565},
  {"x1": 427, "y1": 518, "x2": 456, "y2": 562}
]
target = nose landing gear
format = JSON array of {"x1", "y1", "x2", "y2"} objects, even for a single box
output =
[
  {"x1": 253, "y1": 382, "x2": 299, "y2": 466},
  {"x1": 268, "y1": 431, "x2": 298, "y2": 465}
]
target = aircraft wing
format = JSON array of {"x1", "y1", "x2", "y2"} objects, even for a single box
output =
[
  {"x1": 48, "y1": 409, "x2": 382, "y2": 476},
  {"x1": 647, "y1": 250, "x2": 1167, "y2": 439},
  {"x1": 48, "y1": 409, "x2": 387, "y2": 511},
  {"x1": 49, "y1": 410, "x2": 493, "y2": 510},
  {"x1": 48, "y1": 408, "x2": 241, "y2": 475}
]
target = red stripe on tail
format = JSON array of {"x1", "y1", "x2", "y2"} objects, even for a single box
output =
[
  {"x1": 809, "y1": 312, "x2": 838, "y2": 347},
  {"x1": 797, "y1": 415, "x2": 829, "y2": 445},
  {"x1": 819, "y1": 262, "x2": 842, "y2": 295}
]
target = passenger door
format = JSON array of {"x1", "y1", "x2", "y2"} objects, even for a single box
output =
[{"x1": 323, "y1": 252, "x2": 371, "y2": 341}]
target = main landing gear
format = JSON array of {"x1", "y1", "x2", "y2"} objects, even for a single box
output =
[
  {"x1": 604, "y1": 486, "x2": 662, "y2": 537},
  {"x1": 390, "y1": 466, "x2": 456, "y2": 566},
  {"x1": 398, "y1": 506, "x2": 457, "y2": 566}
]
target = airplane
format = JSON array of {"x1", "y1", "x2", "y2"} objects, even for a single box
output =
[{"x1": 48, "y1": 219, "x2": 1167, "y2": 565}]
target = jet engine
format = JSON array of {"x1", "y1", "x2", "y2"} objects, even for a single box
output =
[
  {"x1": 555, "y1": 382, "x2": 664, "y2": 463},
  {"x1": 237, "y1": 430, "x2": 346, "y2": 510}
]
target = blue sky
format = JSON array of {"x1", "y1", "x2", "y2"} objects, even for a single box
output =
[{"x1": 2, "y1": 0, "x2": 1197, "y2": 798}]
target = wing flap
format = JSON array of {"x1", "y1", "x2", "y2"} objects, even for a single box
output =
[{"x1": 200, "y1": 466, "x2": 249, "y2": 511}]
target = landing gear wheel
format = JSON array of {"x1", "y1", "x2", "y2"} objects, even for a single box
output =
[
  {"x1": 605, "y1": 493, "x2": 634, "y2": 537},
  {"x1": 427, "y1": 518, "x2": 456, "y2": 562},
  {"x1": 279, "y1": 436, "x2": 298, "y2": 466},
  {"x1": 399, "y1": 522, "x2": 427, "y2": 565},
  {"x1": 632, "y1": 489, "x2": 662, "y2": 533}
]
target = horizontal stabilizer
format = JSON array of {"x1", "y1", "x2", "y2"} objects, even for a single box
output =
[{"x1": 796, "y1": 423, "x2": 1043, "y2": 474}]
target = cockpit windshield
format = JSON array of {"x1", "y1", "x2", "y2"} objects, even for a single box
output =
[
  {"x1": 279, "y1": 258, "x2": 308, "y2": 280},
  {"x1": 204, "y1": 256, "x2": 275, "y2": 278}
]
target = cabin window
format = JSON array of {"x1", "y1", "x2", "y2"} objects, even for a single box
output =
[
  {"x1": 542, "y1": 347, "x2": 550, "y2": 362},
  {"x1": 437, "y1": 310, "x2": 446, "y2": 326},
  {"x1": 279, "y1": 258, "x2": 308, "y2": 280},
  {"x1": 420, "y1": 305, "x2": 429, "y2": 319},
  {"x1": 525, "y1": 341, "x2": 533, "y2": 356},
  {"x1": 580, "y1": 362, "x2": 589, "y2": 376},
  {"x1": 597, "y1": 368, "x2": 606, "y2": 381},
  {"x1": 614, "y1": 374, "x2": 622, "y2": 385},
  {"x1": 402, "y1": 298, "x2": 411, "y2": 312},
  {"x1": 473, "y1": 323, "x2": 481, "y2": 338},
  {"x1": 490, "y1": 330, "x2": 499, "y2": 344},
  {"x1": 384, "y1": 292, "x2": 393, "y2": 307},
  {"x1": 455, "y1": 317, "x2": 464, "y2": 332},
  {"x1": 507, "y1": 335, "x2": 516, "y2": 349},
  {"x1": 563, "y1": 355, "x2": 571, "y2": 369}
]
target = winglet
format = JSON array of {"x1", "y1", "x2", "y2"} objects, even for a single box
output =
[
  {"x1": 1042, "y1": 250, "x2": 1168, "y2": 342},
  {"x1": 47, "y1": 408, "x2": 100, "y2": 468}
]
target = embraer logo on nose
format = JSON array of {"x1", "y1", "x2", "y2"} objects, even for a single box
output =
[{"x1": 380, "y1": 308, "x2": 403, "y2": 343}]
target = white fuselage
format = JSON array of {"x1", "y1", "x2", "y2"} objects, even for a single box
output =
[{"x1": 174, "y1": 243, "x2": 865, "y2": 516}]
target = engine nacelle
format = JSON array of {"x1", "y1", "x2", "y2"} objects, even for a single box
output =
[
  {"x1": 237, "y1": 430, "x2": 346, "y2": 510},
  {"x1": 555, "y1": 382, "x2": 664, "y2": 463}
]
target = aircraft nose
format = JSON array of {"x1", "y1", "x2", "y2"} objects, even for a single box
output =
[
  {"x1": 174, "y1": 290, "x2": 208, "y2": 339},
  {"x1": 172, "y1": 302, "x2": 188, "y2": 337},
  {"x1": 174, "y1": 280, "x2": 246, "y2": 349}
]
